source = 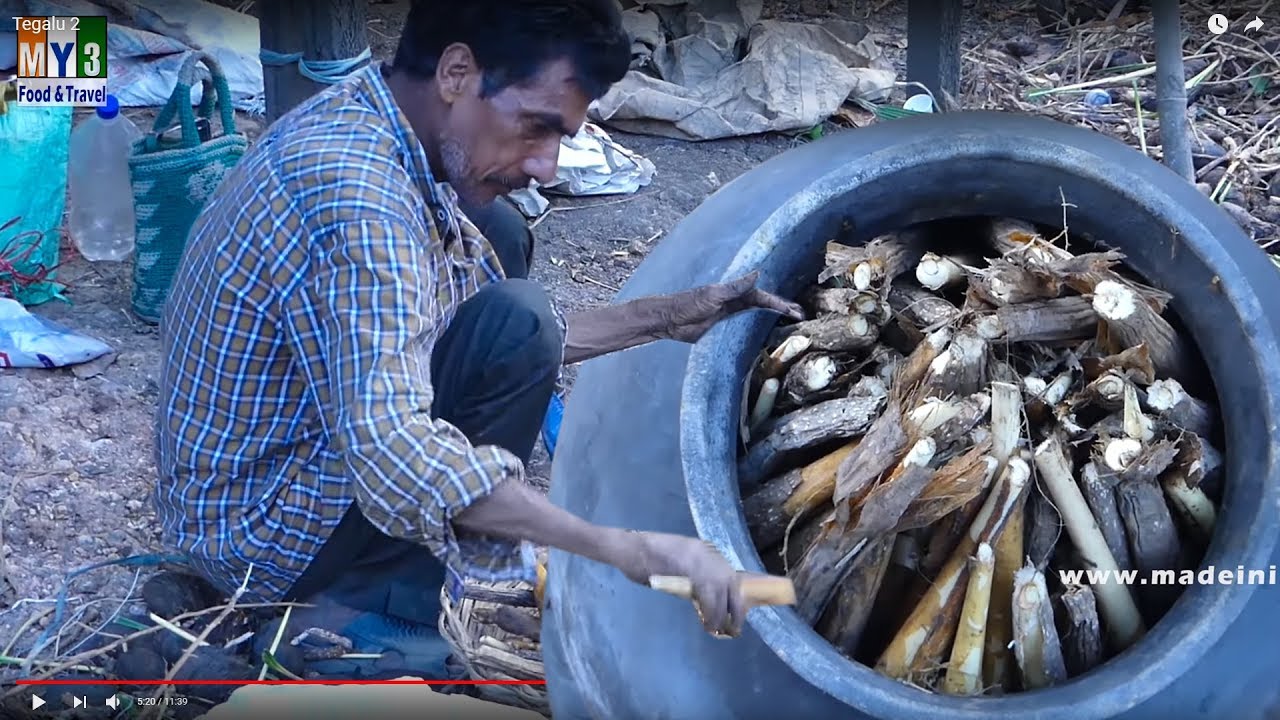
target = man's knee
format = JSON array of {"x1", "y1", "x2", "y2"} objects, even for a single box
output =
[
  {"x1": 461, "y1": 198, "x2": 534, "y2": 279},
  {"x1": 465, "y1": 279, "x2": 562, "y2": 371}
]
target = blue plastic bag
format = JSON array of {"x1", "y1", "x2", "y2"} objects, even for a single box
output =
[
  {"x1": 541, "y1": 392, "x2": 565, "y2": 458},
  {"x1": 0, "y1": 102, "x2": 72, "y2": 305}
]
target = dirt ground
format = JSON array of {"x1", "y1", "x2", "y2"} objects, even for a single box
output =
[{"x1": 1, "y1": 0, "x2": 1276, "y2": 710}]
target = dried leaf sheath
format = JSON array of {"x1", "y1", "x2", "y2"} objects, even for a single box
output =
[{"x1": 876, "y1": 458, "x2": 1029, "y2": 679}]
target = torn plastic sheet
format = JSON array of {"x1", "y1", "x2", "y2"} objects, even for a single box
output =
[
  {"x1": 0, "y1": 298, "x2": 113, "y2": 369},
  {"x1": 507, "y1": 122, "x2": 656, "y2": 217},
  {"x1": 596, "y1": 1, "x2": 897, "y2": 140}
]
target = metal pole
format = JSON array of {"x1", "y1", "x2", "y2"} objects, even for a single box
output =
[
  {"x1": 1152, "y1": 0, "x2": 1194, "y2": 181},
  {"x1": 906, "y1": 0, "x2": 962, "y2": 109}
]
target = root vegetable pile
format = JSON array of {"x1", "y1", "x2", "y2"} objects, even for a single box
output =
[{"x1": 738, "y1": 217, "x2": 1223, "y2": 695}]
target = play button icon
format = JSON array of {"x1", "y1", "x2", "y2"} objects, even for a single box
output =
[{"x1": 30, "y1": 695, "x2": 45, "y2": 710}]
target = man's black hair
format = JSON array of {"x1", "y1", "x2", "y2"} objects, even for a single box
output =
[{"x1": 391, "y1": 0, "x2": 632, "y2": 101}]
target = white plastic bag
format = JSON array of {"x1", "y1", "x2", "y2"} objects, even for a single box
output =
[{"x1": 0, "y1": 298, "x2": 113, "y2": 368}]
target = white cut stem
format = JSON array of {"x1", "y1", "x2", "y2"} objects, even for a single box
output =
[
  {"x1": 1094, "y1": 372, "x2": 1127, "y2": 404},
  {"x1": 853, "y1": 262, "x2": 875, "y2": 290},
  {"x1": 926, "y1": 332, "x2": 985, "y2": 377},
  {"x1": 1023, "y1": 376, "x2": 1048, "y2": 396},
  {"x1": 973, "y1": 314, "x2": 1003, "y2": 340},
  {"x1": 1162, "y1": 471, "x2": 1217, "y2": 539},
  {"x1": 750, "y1": 379, "x2": 779, "y2": 430},
  {"x1": 1012, "y1": 563, "x2": 1068, "y2": 689},
  {"x1": 916, "y1": 252, "x2": 968, "y2": 291},
  {"x1": 907, "y1": 398, "x2": 962, "y2": 436},
  {"x1": 1092, "y1": 279, "x2": 1138, "y2": 320},
  {"x1": 1123, "y1": 382, "x2": 1155, "y2": 442},
  {"x1": 990, "y1": 382, "x2": 1023, "y2": 467},
  {"x1": 793, "y1": 355, "x2": 838, "y2": 393},
  {"x1": 1033, "y1": 434, "x2": 1146, "y2": 650},
  {"x1": 906, "y1": 437, "x2": 937, "y2": 466},
  {"x1": 1057, "y1": 409, "x2": 1088, "y2": 437},
  {"x1": 1104, "y1": 437, "x2": 1144, "y2": 472},
  {"x1": 849, "y1": 314, "x2": 873, "y2": 340},
  {"x1": 854, "y1": 291, "x2": 881, "y2": 315},
  {"x1": 852, "y1": 375, "x2": 889, "y2": 400},
  {"x1": 768, "y1": 330, "x2": 808, "y2": 363},
  {"x1": 1147, "y1": 378, "x2": 1189, "y2": 412},
  {"x1": 1147, "y1": 378, "x2": 1214, "y2": 435},
  {"x1": 1044, "y1": 371, "x2": 1074, "y2": 406},
  {"x1": 943, "y1": 542, "x2": 996, "y2": 695}
]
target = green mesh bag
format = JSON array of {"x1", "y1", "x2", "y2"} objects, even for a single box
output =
[
  {"x1": 128, "y1": 52, "x2": 247, "y2": 323},
  {"x1": 0, "y1": 94, "x2": 72, "y2": 306}
]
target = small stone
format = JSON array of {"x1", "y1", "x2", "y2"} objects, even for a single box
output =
[
  {"x1": 1005, "y1": 39, "x2": 1038, "y2": 57},
  {"x1": 1106, "y1": 49, "x2": 1143, "y2": 68},
  {"x1": 71, "y1": 352, "x2": 117, "y2": 379}
]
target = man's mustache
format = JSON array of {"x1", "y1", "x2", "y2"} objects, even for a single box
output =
[{"x1": 488, "y1": 175, "x2": 532, "y2": 191}]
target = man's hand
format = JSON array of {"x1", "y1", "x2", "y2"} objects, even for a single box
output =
[
  {"x1": 454, "y1": 479, "x2": 746, "y2": 637},
  {"x1": 615, "y1": 531, "x2": 747, "y2": 638},
  {"x1": 661, "y1": 270, "x2": 804, "y2": 343},
  {"x1": 562, "y1": 270, "x2": 805, "y2": 364}
]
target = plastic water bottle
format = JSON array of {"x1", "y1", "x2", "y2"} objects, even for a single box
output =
[{"x1": 67, "y1": 94, "x2": 141, "y2": 261}]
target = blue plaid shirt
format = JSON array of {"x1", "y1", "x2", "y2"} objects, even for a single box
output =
[{"x1": 154, "y1": 64, "x2": 543, "y2": 602}]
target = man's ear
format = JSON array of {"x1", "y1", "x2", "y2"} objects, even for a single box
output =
[{"x1": 435, "y1": 43, "x2": 480, "y2": 104}]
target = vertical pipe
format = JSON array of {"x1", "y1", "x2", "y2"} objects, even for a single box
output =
[
  {"x1": 1152, "y1": 0, "x2": 1194, "y2": 181},
  {"x1": 906, "y1": 0, "x2": 962, "y2": 108}
]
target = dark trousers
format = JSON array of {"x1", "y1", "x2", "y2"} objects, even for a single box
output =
[{"x1": 284, "y1": 198, "x2": 549, "y2": 625}]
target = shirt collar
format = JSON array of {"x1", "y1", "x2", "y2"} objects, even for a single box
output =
[{"x1": 357, "y1": 63, "x2": 462, "y2": 240}]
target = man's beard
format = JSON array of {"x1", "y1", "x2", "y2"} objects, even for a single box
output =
[
  {"x1": 440, "y1": 136, "x2": 530, "y2": 208},
  {"x1": 440, "y1": 136, "x2": 487, "y2": 207}
]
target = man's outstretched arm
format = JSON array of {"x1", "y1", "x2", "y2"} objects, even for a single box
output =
[
  {"x1": 562, "y1": 271, "x2": 804, "y2": 365},
  {"x1": 454, "y1": 479, "x2": 747, "y2": 636}
]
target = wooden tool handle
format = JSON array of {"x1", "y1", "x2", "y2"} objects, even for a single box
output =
[{"x1": 649, "y1": 573, "x2": 797, "y2": 607}]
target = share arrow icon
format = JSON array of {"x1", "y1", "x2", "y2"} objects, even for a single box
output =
[{"x1": 1245, "y1": 15, "x2": 1264, "y2": 32}]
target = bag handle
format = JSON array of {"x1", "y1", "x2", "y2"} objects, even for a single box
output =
[{"x1": 144, "y1": 51, "x2": 238, "y2": 153}]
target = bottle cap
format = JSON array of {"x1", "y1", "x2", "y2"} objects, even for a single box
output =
[{"x1": 96, "y1": 94, "x2": 120, "y2": 120}]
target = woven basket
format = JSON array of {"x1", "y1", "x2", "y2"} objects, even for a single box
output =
[
  {"x1": 127, "y1": 51, "x2": 247, "y2": 323},
  {"x1": 439, "y1": 554, "x2": 549, "y2": 716}
]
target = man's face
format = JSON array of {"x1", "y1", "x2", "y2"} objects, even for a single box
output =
[{"x1": 436, "y1": 53, "x2": 588, "y2": 207}]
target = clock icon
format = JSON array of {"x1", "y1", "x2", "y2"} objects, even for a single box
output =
[{"x1": 1208, "y1": 14, "x2": 1229, "y2": 34}]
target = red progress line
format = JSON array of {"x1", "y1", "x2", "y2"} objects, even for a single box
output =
[{"x1": 16, "y1": 679, "x2": 544, "y2": 686}]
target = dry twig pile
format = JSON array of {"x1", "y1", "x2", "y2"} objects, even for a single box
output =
[
  {"x1": 739, "y1": 217, "x2": 1222, "y2": 694},
  {"x1": 959, "y1": 4, "x2": 1279, "y2": 247}
]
